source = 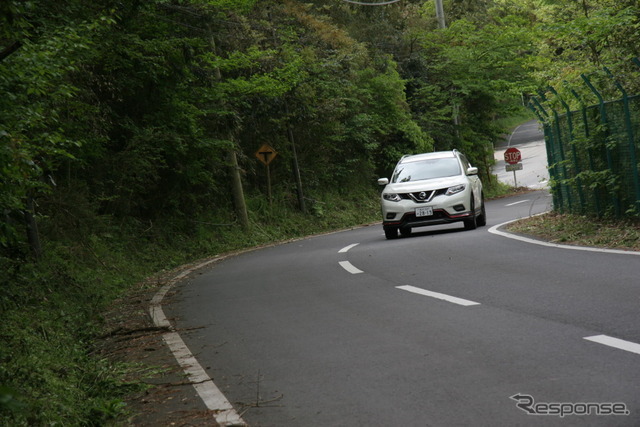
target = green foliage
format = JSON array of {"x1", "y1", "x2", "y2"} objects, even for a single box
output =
[
  {"x1": 0, "y1": 5, "x2": 107, "y2": 242},
  {"x1": 3, "y1": 0, "x2": 639, "y2": 424},
  {"x1": 545, "y1": 99, "x2": 640, "y2": 219},
  {"x1": 204, "y1": 0, "x2": 258, "y2": 13},
  {"x1": 0, "y1": 249, "x2": 142, "y2": 425},
  {"x1": 402, "y1": 9, "x2": 536, "y2": 178},
  {"x1": 530, "y1": 0, "x2": 640, "y2": 105},
  {"x1": 483, "y1": 179, "x2": 518, "y2": 199}
]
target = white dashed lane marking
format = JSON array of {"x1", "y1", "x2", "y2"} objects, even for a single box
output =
[
  {"x1": 338, "y1": 243, "x2": 363, "y2": 274},
  {"x1": 336, "y1": 241, "x2": 640, "y2": 359},
  {"x1": 339, "y1": 261, "x2": 364, "y2": 275},
  {"x1": 584, "y1": 335, "x2": 640, "y2": 356},
  {"x1": 336, "y1": 243, "x2": 479, "y2": 306},
  {"x1": 396, "y1": 285, "x2": 481, "y2": 307},
  {"x1": 505, "y1": 200, "x2": 529, "y2": 206},
  {"x1": 339, "y1": 243, "x2": 360, "y2": 253}
]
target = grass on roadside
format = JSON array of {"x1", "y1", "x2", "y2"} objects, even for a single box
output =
[
  {"x1": 0, "y1": 188, "x2": 381, "y2": 426},
  {"x1": 507, "y1": 211, "x2": 640, "y2": 252}
]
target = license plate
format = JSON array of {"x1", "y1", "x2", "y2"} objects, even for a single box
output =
[{"x1": 415, "y1": 207, "x2": 433, "y2": 217}]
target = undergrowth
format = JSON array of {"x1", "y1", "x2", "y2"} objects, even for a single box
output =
[
  {"x1": 0, "y1": 187, "x2": 380, "y2": 425},
  {"x1": 507, "y1": 211, "x2": 640, "y2": 251}
]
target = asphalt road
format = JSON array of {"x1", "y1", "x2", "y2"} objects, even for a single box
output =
[
  {"x1": 165, "y1": 189, "x2": 640, "y2": 426},
  {"x1": 493, "y1": 119, "x2": 549, "y2": 189}
]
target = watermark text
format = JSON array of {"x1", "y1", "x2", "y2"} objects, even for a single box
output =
[{"x1": 511, "y1": 394, "x2": 630, "y2": 418}]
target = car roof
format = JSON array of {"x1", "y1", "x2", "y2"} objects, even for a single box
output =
[{"x1": 399, "y1": 151, "x2": 457, "y2": 164}]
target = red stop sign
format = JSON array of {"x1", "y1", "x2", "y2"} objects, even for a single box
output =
[{"x1": 504, "y1": 147, "x2": 521, "y2": 165}]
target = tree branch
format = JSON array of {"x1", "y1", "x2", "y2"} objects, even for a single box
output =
[{"x1": 0, "y1": 40, "x2": 22, "y2": 62}]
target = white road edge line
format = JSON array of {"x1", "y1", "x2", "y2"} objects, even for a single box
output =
[
  {"x1": 507, "y1": 123, "x2": 522, "y2": 147},
  {"x1": 505, "y1": 200, "x2": 529, "y2": 206},
  {"x1": 339, "y1": 243, "x2": 359, "y2": 253},
  {"x1": 584, "y1": 335, "x2": 640, "y2": 356},
  {"x1": 150, "y1": 258, "x2": 247, "y2": 427},
  {"x1": 339, "y1": 260, "x2": 364, "y2": 274},
  {"x1": 488, "y1": 215, "x2": 640, "y2": 256},
  {"x1": 396, "y1": 285, "x2": 480, "y2": 306}
]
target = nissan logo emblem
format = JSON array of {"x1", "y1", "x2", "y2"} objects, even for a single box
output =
[{"x1": 418, "y1": 192, "x2": 427, "y2": 200}]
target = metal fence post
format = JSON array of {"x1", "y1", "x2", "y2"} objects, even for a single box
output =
[
  {"x1": 549, "y1": 86, "x2": 584, "y2": 213},
  {"x1": 581, "y1": 73, "x2": 621, "y2": 217},
  {"x1": 529, "y1": 98, "x2": 563, "y2": 211},
  {"x1": 551, "y1": 107, "x2": 573, "y2": 212},
  {"x1": 604, "y1": 67, "x2": 640, "y2": 213},
  {"x1": 569, "y1": 88, "x2": 601, "y2": 216}
]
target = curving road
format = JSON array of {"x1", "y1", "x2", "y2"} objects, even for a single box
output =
[
  {"x1": 165, "y1": 189, "x2": 640, "y2": 426},
  {"x1": 493, "y1": 119, "x2": 549, "y2": 189}
]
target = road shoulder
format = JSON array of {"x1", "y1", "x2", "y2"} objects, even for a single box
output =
[{"x1": 98, "y1": 270, "x2": 220, "y2": 426}]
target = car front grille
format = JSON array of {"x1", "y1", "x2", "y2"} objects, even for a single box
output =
[{"x1": 400, "y1": 189, "x2": 447, "y2": 203}]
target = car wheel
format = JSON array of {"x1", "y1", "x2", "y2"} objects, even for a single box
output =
[
  {"x1": 400, "y1": 227, "x2": 412, "y2": 237},
  {"x1": 384, "y1": 226, "x2": 398, "y2": 239},
  {"x1": 476, "y1": 196, "x2": 487, "y2": 227},
  {"x1": 464, "y1": 195, "x2": 477, "y2": 230}
]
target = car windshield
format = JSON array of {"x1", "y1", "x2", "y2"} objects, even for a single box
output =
[{"x1": 392, "y1": 158, "x2": 461, "y2": 183}]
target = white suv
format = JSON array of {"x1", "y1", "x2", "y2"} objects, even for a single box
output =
[{"x1": 377, "y1": 150, "x2": 486, "y2": 239}]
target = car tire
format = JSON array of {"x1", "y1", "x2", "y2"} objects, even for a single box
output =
[
  {"x1": 400, "y1": 227, "x2": 412, "y2": 237},
  {"x1": 476, "y1": 196, "x2": 487, "y2": 227},
  {"x1": 384, "y1": 226, "x2": 398, "y2": 239},
  {"x1": 464, "y1": 195, "x2": 478, "y2": 230}
]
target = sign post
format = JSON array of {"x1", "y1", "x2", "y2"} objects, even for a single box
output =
[
  {"x1": 255, "y1": 144, "x2": 277, "y2": 204},
  {"x1": 504, "y1": 147, "x2": 522, "y2": 188}
]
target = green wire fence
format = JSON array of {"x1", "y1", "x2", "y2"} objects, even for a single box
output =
[{"x1": 529, "y1": 61, "x2": 640, "y2": 218}]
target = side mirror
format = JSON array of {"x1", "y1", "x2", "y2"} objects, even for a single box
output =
[
  {"x1": 466, "y1": 167, "x2": 478, "y2": 176},
  {"x1": 378, "y1": 178, "x2": 389, "y2": 186}
]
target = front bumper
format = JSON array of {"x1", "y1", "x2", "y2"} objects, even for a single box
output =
[
  {"x1": 381, "y1": 190, "x2": 471, "y2": 228},
  {"x1": 382, "y1": 209, "x2": 473, "y2": 228}
]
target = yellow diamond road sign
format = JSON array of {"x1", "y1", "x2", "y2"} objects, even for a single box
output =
[{"x1": 256, "y1": 144, "x2": 277, "y2": 165}]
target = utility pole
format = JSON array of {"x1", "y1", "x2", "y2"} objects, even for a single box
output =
[
  {"x1": 435, "y1": 0, "x2": 446, "y2": 29},
  {"x1": 284, "y1": 101, "x2": 306, "y2": 213}
]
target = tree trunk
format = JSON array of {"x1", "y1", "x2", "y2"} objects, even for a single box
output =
[
  {"x1": 209, "y1": 27, "x2": 249, "y2": 229},
  {"x1": 228, "y1": 149, "x2": 249, "y2": 230}
]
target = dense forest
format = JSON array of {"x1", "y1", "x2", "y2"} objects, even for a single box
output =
[{"x1": 2, "y1": 0, "x2": 640, "y2": 424}]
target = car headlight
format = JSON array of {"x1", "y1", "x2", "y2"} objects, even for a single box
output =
[
  {"x1": 445, "y1": 184, "x2": 465, "y2": 196},
  {"x1": 383, "y1": 193, "x2": 402, "y2": 202}
]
